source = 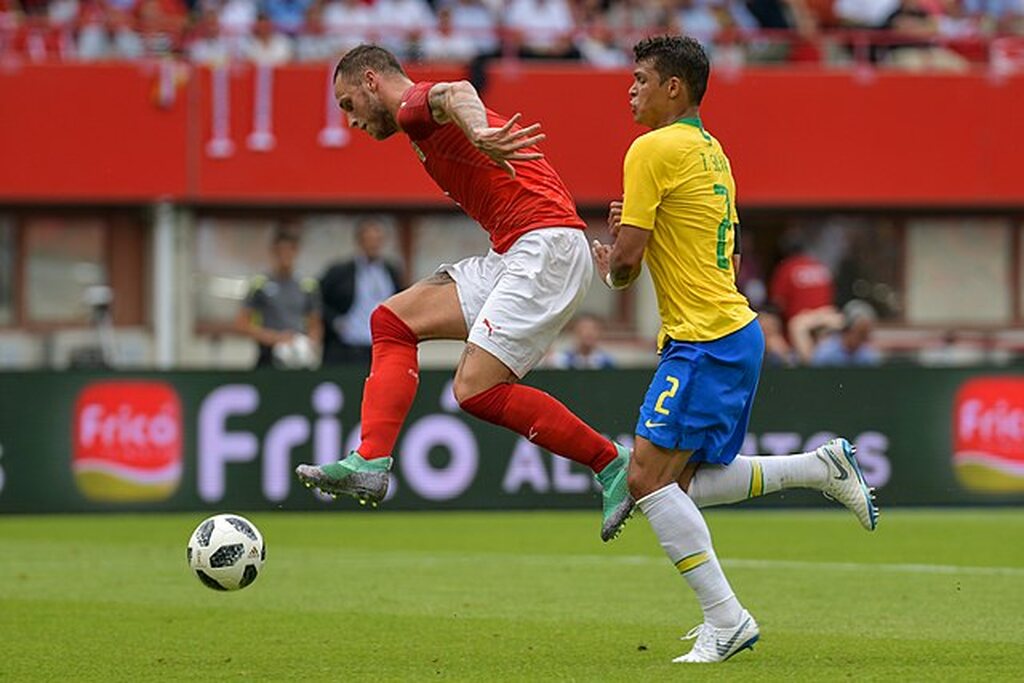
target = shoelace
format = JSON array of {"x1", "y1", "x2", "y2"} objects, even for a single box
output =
[{"x1": 681, "y1": 624, "x2": 703, "y2": 641}]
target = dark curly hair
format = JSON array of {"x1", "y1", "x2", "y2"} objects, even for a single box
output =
[{"x1": 633, "y1": 35, "x2": 709, "y2": 106}]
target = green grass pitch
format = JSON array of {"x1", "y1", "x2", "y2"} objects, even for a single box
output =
[{"x1": 2, "y1": 509, "x2": 1023, "y2": 681}]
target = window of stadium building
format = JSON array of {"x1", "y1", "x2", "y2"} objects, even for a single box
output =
[
  {"x1": 25, "y1": 217, "x2": 108, "y2": 324},
  {"x1": 743, "y1": 214, "x2": 904, "y2": 321},
  {"x1": 0, "y1": 218, "x2": 13, "y2": 325},
  {"x1": 193, "y1": 214, "x2": 403, "y2": 327},
  {"x1": 409, "y1": 215, "x2": 491, "y2": 281},
  {"x1": 905, "y1": 218, "x2": 1014, "y2": 325}
]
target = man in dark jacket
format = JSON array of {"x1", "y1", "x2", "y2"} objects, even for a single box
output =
[{"x1": 320, "y1": 217, "x2": 403, "y2": 365}]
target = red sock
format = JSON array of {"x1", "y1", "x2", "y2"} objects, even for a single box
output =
[
  {"x1": 459, "y1": 383, "x2": 617, "y2": 473},
  {"x1": 356, "y1": 306, "x2": 419, "y2": 459}
]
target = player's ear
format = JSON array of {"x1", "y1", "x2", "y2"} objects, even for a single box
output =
[
  {"x1": 668, "y1": 76, "x2": 684, "y2": 100},
  {"x1": 364, "y1": 69, "x2": 377, "y2": 92}
]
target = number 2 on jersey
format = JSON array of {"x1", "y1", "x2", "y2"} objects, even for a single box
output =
[
  {"x1": 713, "y1": 183, "x2": 733, "y2": 270},
  {"x1": 654, "y1": 376, "x2": 680, "y2": 415}
]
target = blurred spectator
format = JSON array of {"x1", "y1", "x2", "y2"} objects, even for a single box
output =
[
  {"x1": 736, "y1": 228, "x2": 766, "y2": 309},
  {"x1": 788, "y1": 304, "x2": 843, "y2": 363},
  {"x1": 447, "y1": 0, "x2": 500, "y2": 55},
  {"x1": 187, "y1": 8, "x2": 230, "y2": 63},
  {"x1": 549, "y1": 313, "x2": 617, "y2": 369},
  {"x1": 108, "y1": 9, "x2": 146, "y2": 58},
  {"x1": 48, "y1": 0, "x2": 79, "y2": 26},
  {"x1": 236, "y1": 229, "x2": 322, "y2": 369},
  {"x1": 606, "y1": 0, "x2": 671, "y2": 49},
  {"x1": 811, "y1": 299, "x2": 882, "y2": 366},
  {"x1": 264, "y1": 0, "x2": 313, "y2": 36},
  {"x1": 917, "y1": 330, "x2": 989, "y2": 366},
  {"x1": 136, "y1": 0, "x2": 187, "y2": 56},
  {"x1": 882, "y1": 0, "x2": 970, "y2": 70},
  {"x1": 319, "y1": 218, "x2": 403, "y2": 366},
  {"x1": 375, "y1": 0, "x2": 436, "y2": 58},
  {"x1": 421, "y1": 5, "x2": 479, "y2": 61},
  {"x1": 833, "y1": 0, "x2": 901, "y2": 27},
  {"x1": 77, "y1": 3, "x2": 113, "y2": 59},
  {"x1": 244, "y1": 13, "x2": 292, "y2": 63},
  {"x1": 672, "y1": 0, "x2": 724, "y2": 49},
  {"x1": 321, "y1": 0, "x2": 377, "y2": 54},
  {"x1": 219, "y1": 0, "x2": 257, "y2": 55},
  {"x1": 504, "y1": 0, "x2": 581, "y2": 59},
  {"x1": 768, "y1": 229, "x2": 836, "y2": 325},
  {"x1": 294, "y1": 1, "x2": 331, "y2": 61},
  {"x1": 672, "y1": 0, "x2": 760, "y2": 50},
  {"x1": 757, "y1": 305, "x2": 798, "y2": 367},
  {"x1": 576, "y1": 16, "x2": 631, "y2": 66}
]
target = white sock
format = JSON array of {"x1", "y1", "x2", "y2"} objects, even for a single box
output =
[
  {"x1": 637, "y1": 483, "x2": 744, "y2": 628},
  {"x1": 688, "y1": 453, "x2": 829, "y2": 508}
]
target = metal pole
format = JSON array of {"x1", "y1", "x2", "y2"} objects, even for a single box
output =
[{"x1": 153, "y1": 202, "x2": 176, "y2": 369}]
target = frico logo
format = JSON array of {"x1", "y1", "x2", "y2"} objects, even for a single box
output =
[
  {"x1": 953, "y1": 377, "x2": 1024, "y2": 494},
  {"x1": 73, "y1": 381, "x2": 183, "y2": 502}
]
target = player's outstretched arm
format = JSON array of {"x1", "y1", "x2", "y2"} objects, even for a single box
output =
[{"x1": 427, "y1": 81, "x2": 545, "y2": 177}]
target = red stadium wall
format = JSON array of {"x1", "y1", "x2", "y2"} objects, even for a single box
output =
[{"x1": 1, "y1": 62, "x2": 1022, "y2": 208}]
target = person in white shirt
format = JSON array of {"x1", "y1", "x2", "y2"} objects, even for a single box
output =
[
  {"x1": 504, "y1": 0, "x2": 580, "y2": 58},
  {"x1": 421, "y1": 5, "x2": 480, "y2": 62},
  {"x1": 244, "y1": 14, "x2": 293, "y2": 65}
]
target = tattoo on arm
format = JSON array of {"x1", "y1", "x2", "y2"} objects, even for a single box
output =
[
  {"x1": 429, "y1": 81, "x2": 488, "y2": 141},
  {"x1": 422, "y1": 272, "x2": 454, "y2": 286}
]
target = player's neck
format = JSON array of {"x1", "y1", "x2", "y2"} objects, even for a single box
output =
[
  {"x1": 380, "y1": 75, "x2": 415, "y2": 118},
  {"x1": 655, "y1": 105, "x2": 700, "y2": 130}
]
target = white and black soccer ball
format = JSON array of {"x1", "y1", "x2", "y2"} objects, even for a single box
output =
[{"x1": 187, "y1": 514, "x2": 265, "y2": 591}]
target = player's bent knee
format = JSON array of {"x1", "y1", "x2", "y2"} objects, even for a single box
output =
[
  {"x1": 452, "y1": 376, "x2": 500, "y2": 407},
  {"x1": 370, "y1": 305, "x2": 418, "y2": 345}
]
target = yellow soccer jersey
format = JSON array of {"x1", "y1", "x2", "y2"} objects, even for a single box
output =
[{"x1": 621, "y1": 116, "x2": 756, "y2": 345}]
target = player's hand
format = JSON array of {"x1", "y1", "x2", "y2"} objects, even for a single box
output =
[
  {"x1": 591, "y1": 239, "x2": 612, "y2": 279},
  {"x1": 472, "y1": 113, "x2": 546, "y2": 178},
  {"x1": 607, "y1": 200, "x2": 623, "y2": 238}
]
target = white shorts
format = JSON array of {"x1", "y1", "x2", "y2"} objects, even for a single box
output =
[{"x1": 438, "y1": 227, "x2": 593, "y2": 378}]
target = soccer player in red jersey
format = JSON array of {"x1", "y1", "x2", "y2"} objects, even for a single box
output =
[{"x1": 296, "y1": 44, "x2": 632, "y2": 541}]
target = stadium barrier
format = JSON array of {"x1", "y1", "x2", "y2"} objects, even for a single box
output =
[
  {"x1": 1, "y1": 367, "x2": 1022, "y2": 513},
  {"x1": 2, "y1": 63, "x2": 1023, "y2": 207}
]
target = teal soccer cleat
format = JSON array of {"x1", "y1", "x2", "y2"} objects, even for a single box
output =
[
  {"x1": 596, "y1": 443, "x2": 634, "y2": 542},
  {"x1": 295, "y1": 452, "x2": 392, "y2": 506}
]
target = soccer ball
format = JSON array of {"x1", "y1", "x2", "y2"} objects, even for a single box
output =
[{"x1": 187, "y1": 514, "x2": 265, "y2": 591}]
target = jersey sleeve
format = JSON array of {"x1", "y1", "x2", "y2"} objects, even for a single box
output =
[
  {"x1": 397, "y1": 81, "x2": 440, "y2": 141},
  {"x1": 620, "y1": 135, "x2": 664, "y2": 231},
  {"x1": 243, "y1": 276, "x2": 266, "y2": 310},
  {"x1": 301, "y1": 277, "x2": 321, "y2": 315}
]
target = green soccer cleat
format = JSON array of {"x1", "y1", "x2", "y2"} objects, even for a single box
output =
[
  {"x1": 596, "y1": 443, "x2": 634, "y2": 542},
  {"x1": 295, "y1": 452, "x2": 392, "y2": 505}
]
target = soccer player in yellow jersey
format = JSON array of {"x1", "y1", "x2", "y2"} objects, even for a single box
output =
[{"x1": 592, "y1": 35, "x2": 879, "y2": 663}]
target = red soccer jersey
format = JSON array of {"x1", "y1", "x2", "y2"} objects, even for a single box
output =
[
  {"x1": 397, "y1": 82, "x2": 586, "y2": 253},
  {"x1": 768, "y1": 254, "x2": 835, "y2": 322}
]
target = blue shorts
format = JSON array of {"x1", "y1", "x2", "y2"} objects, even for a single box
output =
[{"x1": 635, "y1": 319, "x2": 764, "y2": 465}]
